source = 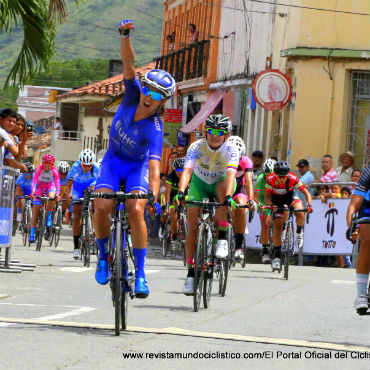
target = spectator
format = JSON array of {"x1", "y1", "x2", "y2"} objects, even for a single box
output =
[
  {"x1": 181, "y1": 24, "x2": 199, "y2": 47},
  {"x1": 176, "y1": 145, "x2": 187, "y2": 158},
  {"x1": 54, "y1": 116, "x2": 61, "y2": 130},
  {"x1": 188, "y1": 23, "x2": 199, "y2": 43},
  {"x1": 341, "y1": 187, "x2": 351, "y2": 198},
  {"x1": 296, "y1": 159, "x2": 315, "y2": 203},
  {"x1": 9, "y1": 114, "x2": 32, "y2": 159},
  {"x1": 0, "y1": 108, "x2": 26, "y2": 170},
  {"x1": 351, "y1": 169, "x2": 362, "y2": 191},
  {"x1": 166, "y1": 151, "x2": 178, "y2": 174},
  {"x1": 166, "y1": 34, "x2": 175, "y2": 53},
  {"x1": 319, "y1": 154, "x2": 338, "y2": 183},
  {"x1": 251, "y1": 150, "x2": 264, "y2": 185},
  {"x1": 335, "y1": 151, "x2": 354, "y2": 182},
  {"x1": 314, "y1": 185, "x2": 329, "y2": 200}
]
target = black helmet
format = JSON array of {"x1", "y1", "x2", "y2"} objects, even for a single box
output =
[
  {"x1": 173, "y1": 157, "x2": 185, "y2": 170},
  {"x1": 25, "y1": 162, "x2": 35, "y2": 173},
  {"x1": 205, "y1": 114, "x2": 232, "y2": 132},
  {"x1": 274, "y1": 161, "x2": 290, "y2": 176}
]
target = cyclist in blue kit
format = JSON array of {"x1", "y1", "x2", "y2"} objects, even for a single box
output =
[
  {"x1": 93, "y1": 19, "x2": 176, "y2": 297},
  {"x1": 67, "y1": 149, "x2": 99, "y2": 259}
]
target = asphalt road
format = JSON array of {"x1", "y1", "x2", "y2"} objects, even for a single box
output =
[{"x1": 1, "y1": 228, "x2": 370, "y2": 370}]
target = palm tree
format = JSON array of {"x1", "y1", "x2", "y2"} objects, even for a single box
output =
[{"x1": 0, "y1": 0, "x2": 81, "y2": 87}]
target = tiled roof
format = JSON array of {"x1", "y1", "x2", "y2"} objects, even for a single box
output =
[{"x1": 57, "y1": 62, "x2": 156, "y2": 99}]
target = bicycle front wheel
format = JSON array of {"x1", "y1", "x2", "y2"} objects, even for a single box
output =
[
  {"x1": 283, "y1": 225, "x2": 293, "y2": 280},
  {"x1": 22, "y1": 206, "x2": 30, "y2": 247},
  {"x1": 194, "y1": 223, "x2": 206, "y2": 312},
  {"x1": 114, "y1": 220, "x2": 123, "y2": 336},
  {"x1": 82, "y1": 222, "x2": 91, "y2": 267},
  {"x1": 53, "y1": 206, "x2": 62, "y2": 248},
  {"x1": 203, "y1": 226, "x2": 214, "y2": 309},
  {"x1": 162, "y1": 222, "x2": 171, "y2": 258},
  {"x1": 36, "y1": 209, "x2": 45, "y2": 252}
]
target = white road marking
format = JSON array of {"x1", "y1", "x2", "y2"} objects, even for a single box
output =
[
  {"x1": 60, "y1": 267, "x2": 94, "y2": 273},
  {"x1": 0, "y1": 294, "x2": 10, "y2": 299},
  {"x1": 146, "y1": 269, "x2": 160, "y2": 274},
  {"x1": 330, "y1": 280, "x2": 356, "y2": 285},
  {"x1": 35, "y1": 307, "x2": 96, "y2": 321},
  {"x1": 0, "y1": 303, "x2": 91, "y2": 308}
]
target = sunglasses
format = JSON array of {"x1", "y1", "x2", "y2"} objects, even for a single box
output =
[
  {"x1": 141, "y1": 86, "x2": 163, "y2": 101},
  {"x1": 276, "y1": 175, "x2": 288, "y2": 178},
  {"x1": 42, "y1": 161, "x2": 54, "y2": 166},
  {"x1": 82, "y1": 164, "x2": 93, "y2": 168},
  {"x1": 207, "y1": 128, "x2": 227, "y2": 137},
  {"x1": 175, "y1": 168, "x2": 183, "y2": 173}
]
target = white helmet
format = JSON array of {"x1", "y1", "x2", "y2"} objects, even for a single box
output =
[
  {"x1": 79, "y1": 149, "x2": 95, "y2": 165},
  {"x1": 227, "y1": 136, "x2": 245, "y2": 157},
  {"x1": 263, "y1": 158, "x2": 276, "y2": 174},
  {"x1": 57, "y1": 161, "x2": 70, "y2": 173}
]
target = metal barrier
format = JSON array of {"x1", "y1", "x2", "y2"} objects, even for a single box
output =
[{"x1": 0, "y1": 156, "x2": 35, "y2": 272}]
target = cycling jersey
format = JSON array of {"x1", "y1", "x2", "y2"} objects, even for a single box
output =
[
  {"x1": 69, "y1": 161, "x2": 98, "y2": 200},
  {"x1": 254, "y1": 173, "x2": 271, "y2": 216},
  {"x1": 265, "y1": 172, "x2": 304, "y2": 195},
  {"x1": 184, "y1": 138, "x2": 239, "y2": 185},
  {"x1": 59, "y1": 173, "x2": 69, "y2": 197},
  {"x1": 31, "y1": 165, "x2": 60, "y2": 204},
  {"x1": 166, "y1": 170, "x2": 188, "y2": 203},
  {"x1": 95, "y1": 77, "x2": 163, "y2": 193},
  {"x1": 354, "y1": 166, "x2": 370, "y2": 218},
  {"x1": 266, "y1": 172, "x2": 304, "y2": 209},
  {"x1": 235, "y1": 156, "x2": 253, "y2": 194},
  {"x1": 16, "y1": 173, "x2": 33, "y2": 196}
]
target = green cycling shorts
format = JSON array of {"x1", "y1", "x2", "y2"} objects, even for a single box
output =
[{"x1": 187, "y1": 173, "x2": 236, "y2": 207}]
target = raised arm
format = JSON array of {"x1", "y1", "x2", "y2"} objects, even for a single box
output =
[{"x1": 119, "y1": 20, "x2": 135, "y2": 80}]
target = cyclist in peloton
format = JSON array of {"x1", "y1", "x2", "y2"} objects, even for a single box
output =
[
  {"x1": 66, "y1": 150, "x2": 98, "y2": 259},
  {"x1": 346, "y1": 164, "x2": 370, "y2": 313},
  {"x1": 29, "y1": 154, "x2": 60, "y2": 243},
  {"x1": 57, "y1": 161, "x2": 71, "y2": 224},
  {"x1": 15, "y1": 162, "x2": 34, "y2": 222},
  {"x1": 265, "y1": 161, "x2": 312, "y2": 270},
  {"x1": 174, "y1": 114, "x2": 239, "y2": 295},
  {"x1": 227, "y1": 136, "x2": 254, "y2": 261},
  {"x1": 163, "y1": 157, "x2": 188, "y2": 250},
  {"x1": 93, "y1": 19, "x2": 176, "y2": 297},
  {"x1": 255, "y1": 158, "x2": 276, "y2": 263}
]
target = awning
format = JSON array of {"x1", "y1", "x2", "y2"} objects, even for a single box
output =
[{"x1": 181, "y1": 90, "x2": 225, "y2": 133}]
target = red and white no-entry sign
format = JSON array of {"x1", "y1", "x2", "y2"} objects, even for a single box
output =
[{"x1": 252, "y1": 69, "x2": 292, "y2": 111}]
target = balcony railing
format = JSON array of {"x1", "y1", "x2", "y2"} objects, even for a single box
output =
[
  {"x1": 83, "y1": 136, "x2": 109, "y2": 154},
  {"x1": 53, "y1": 130, "x2": 82, "y2": 141},
  {"x1": 154, "y1": 40, "x2": 210, "y2": 82}
]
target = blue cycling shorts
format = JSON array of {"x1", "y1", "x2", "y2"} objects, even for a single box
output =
[
  {"x1": 72, "y1": 179, "x2": 96, "y2": 202},
  {"x1": 94, "y1": 154, "x2": 149, "y2": 193},
  {"x1": 19, "y1": 186, "x2": 32, "y2": 197}
]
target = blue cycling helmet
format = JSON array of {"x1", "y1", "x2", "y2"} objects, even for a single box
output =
[{"x1": 141, "y1": 69, "x2": 176, "y2": 99}]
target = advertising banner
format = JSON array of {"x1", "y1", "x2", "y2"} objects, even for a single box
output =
[
  {"x1": 164, "y1": 108, "x2": 183, "y2": 146},
  {"x1": 245, "y1": 199, "x2": 352, "y2": 255},
  {"x1": 0, "y1": 167, "x2": 15, "y2": 247}
]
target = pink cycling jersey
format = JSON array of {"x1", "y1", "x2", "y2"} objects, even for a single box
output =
[{"x1": 31, "y1": 165, "x2": 61, "y2": 196}]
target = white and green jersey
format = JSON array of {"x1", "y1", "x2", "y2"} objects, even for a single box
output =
[{"x1": 184, "y1": 138, "x2": 239, "y2": 184}]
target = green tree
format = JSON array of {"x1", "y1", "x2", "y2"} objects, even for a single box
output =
[{"x1": 0, "y1": 0, "x2": 81, "y2": 87}]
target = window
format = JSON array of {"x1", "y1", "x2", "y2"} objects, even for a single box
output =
[{"x1": 348, "y1": 71, "x2": 370, "y2": 167}]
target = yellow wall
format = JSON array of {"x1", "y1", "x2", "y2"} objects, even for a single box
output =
[
  {"x1": 276, "y1": 0, "x2": 370, "y2": 50},
  {"x1": 271, "y1": 0, "x2": 370, "y2": 171}
]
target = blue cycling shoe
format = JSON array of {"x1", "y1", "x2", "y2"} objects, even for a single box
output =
[
  {"x1": 135, "y1": 276, "x2": 149, "y2": 298},
  {"x1": 29, "y1": 234, "x2": 35, "y2": 243},
  {"x1": 95, "y1": 259, "x2": 110, "y2": 285}
]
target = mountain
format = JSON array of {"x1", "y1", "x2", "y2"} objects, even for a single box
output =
[{"x1": 0, "y1": 0, "x2": 164, "y2": 87}]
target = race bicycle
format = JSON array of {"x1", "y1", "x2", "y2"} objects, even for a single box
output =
[
  {"x1": 79, "y1": 189, "x2": 97, "y2": 267},
  {"x1": 264, "y1": 205, "x2": 310, "y2": 280},
  {"x1": 91, "y1": 190, "x2": 154, "y2": 336}
]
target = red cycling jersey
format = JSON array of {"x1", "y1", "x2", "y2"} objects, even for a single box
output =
[{"x1": 265, "y1": 172, "x2": 305, "y2": 195}]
